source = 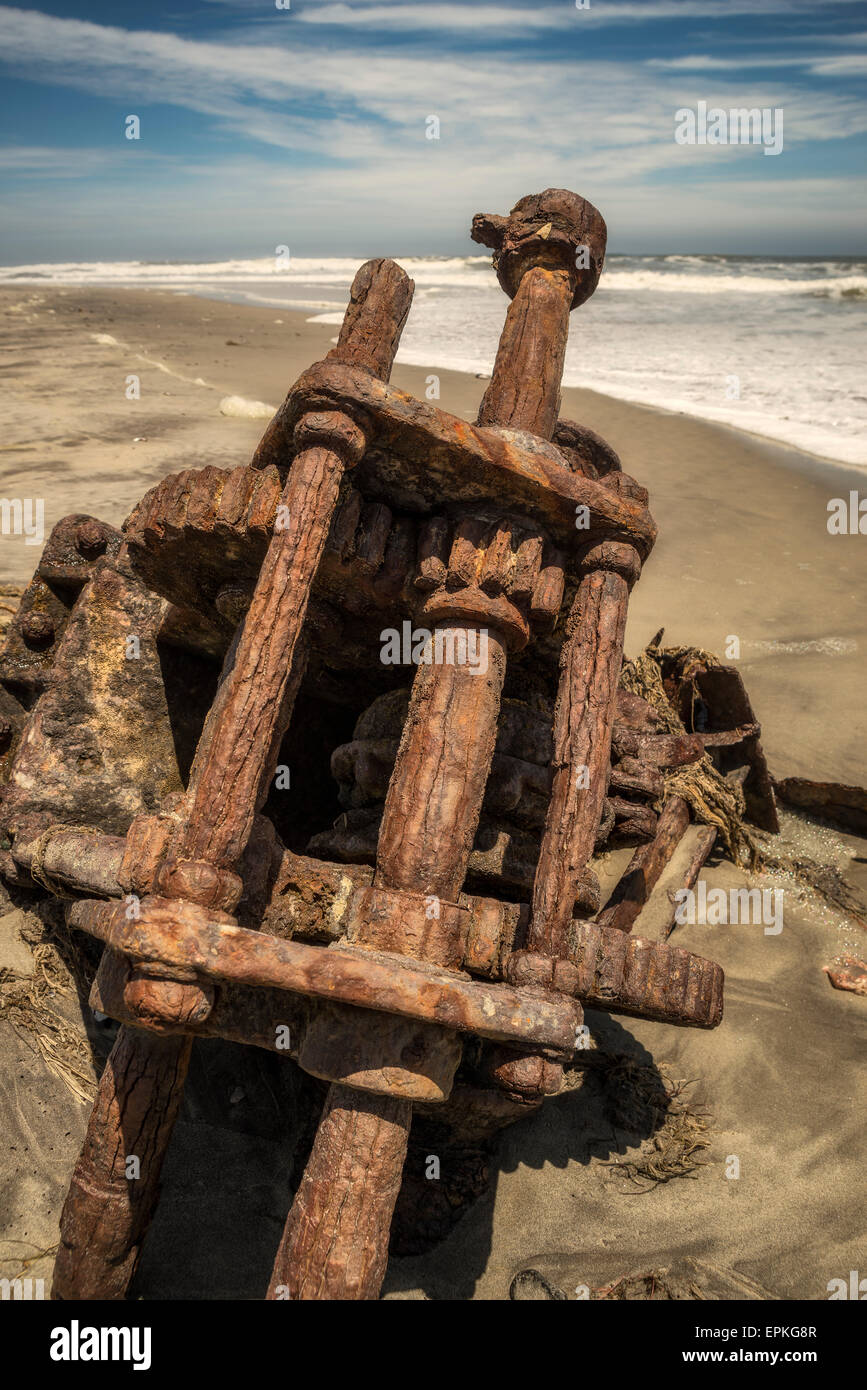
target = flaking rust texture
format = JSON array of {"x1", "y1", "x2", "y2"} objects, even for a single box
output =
[{"x1": 0, "y1": 189, "x2": 775, "y2": 1304}]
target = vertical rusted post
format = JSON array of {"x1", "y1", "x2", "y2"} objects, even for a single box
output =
[
  {"x1": 268, "y1": 190, "x2": 607, "y2": 1301},
  {"x1": 51, "y1": 260, "x2": 414, "y2": 1301}
]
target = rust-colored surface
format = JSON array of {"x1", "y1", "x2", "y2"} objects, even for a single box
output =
[
  {"x1": 0, "y1": 191, "x2": 738, "y2": 1304},
  {"x1": 824, "y1": 956, "x2": 867, "y2": 997}
]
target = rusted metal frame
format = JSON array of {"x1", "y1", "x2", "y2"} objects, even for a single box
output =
[
  {"x1": 2, "y1": 817, "x2": 721, "y2": 1029},
  {"x1": 260, "y1": 361, "x2": 656, "y2": 561},
  {"x1": 51, "y1": 259, "x2": 415, "y2": 1302},
  {"x1": 65, "y1": 896, "x2": 580, "y2": 1057},
  {"x1": 265, "y1": 195, "x2": 610, "y2": 1301}
]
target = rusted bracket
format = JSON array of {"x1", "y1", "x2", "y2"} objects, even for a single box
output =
[{"x1": 0, "y1": 190, "x2": 726, "y2": 1306}]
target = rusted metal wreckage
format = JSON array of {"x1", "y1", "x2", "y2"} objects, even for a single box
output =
[{"x1": 0, "y1": 190, "x2": 778, "y2": 1300}]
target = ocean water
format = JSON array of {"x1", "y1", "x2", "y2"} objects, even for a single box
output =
[{"x1": 2, "y1": 253, "x2": 865, "y2": 468}]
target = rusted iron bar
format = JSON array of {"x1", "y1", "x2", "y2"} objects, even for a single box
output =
[
  {"x1": 51, "y1": 259, "x2": 414, "y2": 1302},
  {"x1": 268, "y1": 191, "x2": 603, "y2": 1301},
  {"x1": 53, "y1": 1027, "x2": 192, "y2": 1301},
  {"x1": 66, "y1": 897, "x2": 581, "y2": 1055},
  {"x1": 528, "y1": 541, "x2": 640, "y2": 957}
]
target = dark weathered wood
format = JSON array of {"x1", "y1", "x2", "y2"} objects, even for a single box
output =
[
  {"x1": 664, "y1": 824, "x2": 717, "y2": 939},
  {"x1": 52, "y1": 1026, "x2": 191, "y2": 1300},
  {"x1": 608, "y1": 795, "x2": 658, "y2": 843},
  {"x1": 775, "y1": 776, "x2": 867, "y2": 837},
  {"x1": 596, "y1": 795, "x2": 691, "y2": 934},
  {"x1": 610, "y1": 728, "x2": 704, "y2": 768}
]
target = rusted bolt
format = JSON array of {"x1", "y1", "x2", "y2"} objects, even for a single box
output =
[
  {"x1": 76, "y1": 519, "x2": 108, "y2": 557},
  {"x1": 20, "y1": 610, "x2": 55, "y2": 646}
]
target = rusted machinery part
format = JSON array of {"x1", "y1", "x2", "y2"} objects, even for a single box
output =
[
  {"x1": 264, "y1": 191, "x2": 618, "y2": 1301},
  {"x1": 255, "y1": 362, "x2": 656, "y2": 559},
  {"x1": 47, "y1": 257, "x2": 419, "y2": 1304},
  {"x1": 471, "y1": 188, "x2": 607, "y2": 309},
  {"x1": 125, "y1": 474, "x2": 575, "y2": 653},
  {"x1": 66, "y1": 894, "x2": 583, "y2": 1058},
  {"x1": 0, "y1": 199, "x2": 731, "y2": 1304},
  {"x1": 52, "y1": 1026, "x2": 192, "y2": 1302}
]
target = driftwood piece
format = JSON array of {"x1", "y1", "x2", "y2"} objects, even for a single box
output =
[
  {"x1": 775, "y1": 777, "x2": 867, "y2": 838},
  {"x1": 664, "y1": 825, "x2": 717, "y2": 938},
  {"x1": 608, "y1": 796, "x2": 658, "y2": 844},
  {"x1": 595, "y1": 795, "x2": 691, "y2": 934},
  {"x1": 610, "y1": 728, "x2": 704, "y2": 768}
]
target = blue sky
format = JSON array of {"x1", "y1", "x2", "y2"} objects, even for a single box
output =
[{"x1": 0, "y1": 0, "x2": 865, "y2": 261}]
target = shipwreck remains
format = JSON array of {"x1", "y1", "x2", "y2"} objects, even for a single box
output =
[{"x1": 0, "y1": 189, "x2": 777, "y2": 1300}]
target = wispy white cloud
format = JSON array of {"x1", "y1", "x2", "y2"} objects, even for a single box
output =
[
  {"x1": 294, "y1": 0, "x2": 867, "y2": 30},
  {"x1": 295, "y1": 3, "x2": 571, "y2": 31},
  {"x1": 808, "y1": 54, "x2": 867, "y2": 75},
  {"x1": 0, "y1": 146, "x2": 123, "y2": 175},
  {"x1": 650, "y1": 48, "x2": 867, "y2": 74},
  {"x1": 0, "y1": 4, "x2": 864, "y2": 256},
  {"x1": 1, "y1": 5, "x2": 864, "y2": 162}
]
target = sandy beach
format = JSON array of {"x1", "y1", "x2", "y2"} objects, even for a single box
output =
[{"x1": 1, "y1": 284, "x2": 865, "y2": 1301}]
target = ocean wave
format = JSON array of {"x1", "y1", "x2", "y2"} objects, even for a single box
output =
[
  {"x1": 602, "y1": 269, "x2": 867, "y2": 296},
  {"x1": 0, "y1": 254, "x2": 495, "y2": 290},
  {"x1": 3, "y1": 255, "x2": 864, "y2": 299},
  {"x1": 5, "y1": 254, "x2": 864, "y2": 469}
]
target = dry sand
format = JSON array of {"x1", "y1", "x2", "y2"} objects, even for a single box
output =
[{"x1": 0, "y1": 285, "x2": 864, "y2": 1300}]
